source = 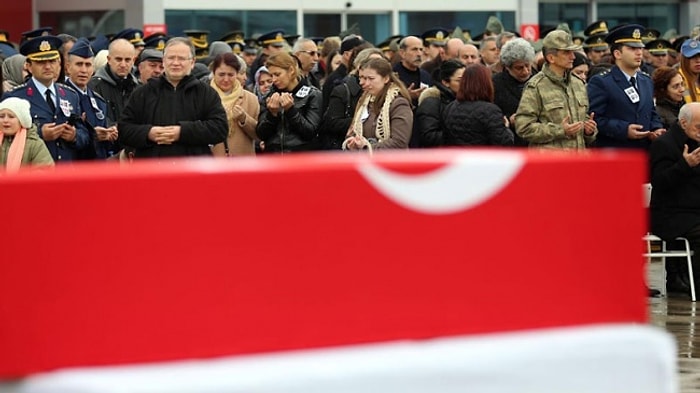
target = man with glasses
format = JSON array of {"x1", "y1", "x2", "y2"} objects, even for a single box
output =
[
  {"x1": 119, "y1": 37, "x2": 227, "y2": 158},
  {"x1": 292, "y1": 38, "x2": 320, "y2": 88}
]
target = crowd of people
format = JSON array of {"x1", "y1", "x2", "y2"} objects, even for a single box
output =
[
  {"x1": 1, "y1": 20, "x2": 700, "y2": 297},
  {"x1": 0, "y1": 20, "x2": 699, "y2": 163}
]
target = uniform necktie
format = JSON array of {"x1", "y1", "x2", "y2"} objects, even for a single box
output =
[
  {"x1": 45, "y1": 89, "x2": 56, "y2": 113},
  {"x1": 629, "y1": 76, "x2": 637, "y2": 90}
]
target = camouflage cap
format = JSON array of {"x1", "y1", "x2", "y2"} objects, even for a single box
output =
[
  {"x1": 485, "y1": 16, "x2": 504, "y2": 35},
  {"x1": 542, "y1": 30, "x2": 581, "y2": 51}
]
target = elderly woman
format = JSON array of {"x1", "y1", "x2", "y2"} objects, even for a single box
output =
[
  {"x1": 414, "y1": 60, "x2": 465, "y2": 147},
  {"x1": 443, "y1": 64, "x2": 514, "y2": 146},
  {"x1": 653, "y1": 66, "x2": 685, "y2": 128},
  {"x1": 492, "y1": 38, "x2": 535, "y2": 146},
  {"x1": 0, "y1": 97, "x2": 54, "y2": 171},
  {"x1": 209, "y1": 53, "x2": 260, "y2": 157},
  {"x1": 343, "y1": 57, "x2": 413, "y2": 151},
  {"x1": 256, "y1": 52, "x2": 322, "y2": 153}
]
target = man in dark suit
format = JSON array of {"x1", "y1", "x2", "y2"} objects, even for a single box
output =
[
  {"x1": 2, "y1": 35, "x2": 89, "y2": 162},
  {"x1": 587, "y1": 24, "x2": 666, "y2": 149},
  {"x1": 650, "y1": 102, "x2": 700, "y2": 295}
]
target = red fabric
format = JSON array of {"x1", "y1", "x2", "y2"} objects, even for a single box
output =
[{"x1": 0, "y1": 150, "x2": 647, "y2": 377}]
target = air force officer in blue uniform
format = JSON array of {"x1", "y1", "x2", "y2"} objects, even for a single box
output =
[
  {"x1": 2, "y1": 35, "x2": 89, "y2": 162},
  {"x1": 65, "y1": 37, "x2": 117, "y2": 159},
  {"x1": 587, "y1": 24, "x2": 665, "y2": 149}
]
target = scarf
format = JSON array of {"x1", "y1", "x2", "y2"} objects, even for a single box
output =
[
  {"x1": 210, "y1": 78, "x2": 244, "y2": 129},
  {"x1": 350, "y1": 83, "x2": 401, "y2": 143},
  {"x1": 2, "y1": 55, "x2": 26, "y2": 86},
  {"x1": 0, "y1": 128, "x2": 27, "y2": 173}
]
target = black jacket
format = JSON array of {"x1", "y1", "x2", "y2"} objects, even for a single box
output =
[
  {"x1": 414, "y1": 84, "x2": 454, "y2": 147},
  {"x1": 322, "y1": 63, "x2": 348, "y2": 112},
  {"x1": 655, "y1": 98, "x2": 682, "y2": 130},
  {"x1": 650, "y1": 123, "x2": 700, "y2": 240},
  {"x1": 443, "y1": 100, "x2": 514, "y2": 146},
  {"x1": 89, "y1": 65, "x2": 139, "y2": 126},
  {"x1": 493, "y1": 69, "x2": 529, "y2": 146},
  {"x1": 321, "y1": 75, "x2": 362, "y2": 150},
  {"x1": 256, "y1": 81, "x2": 322, "y2": 153},
  {"x1": 118, "y1": 74, "x2": 228, "y2": 157}
]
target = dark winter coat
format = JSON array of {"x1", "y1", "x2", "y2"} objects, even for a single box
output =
[
  {"x1": 118, "y1": 74, "x2": 228, "y2": 157},
  {"x1": 414, "y1": 83, "x2": 455, "y2": 147},
  {"x1": 443, "y1": 100, "x2": 514, "y2": 146},
  {"x1": 321, "y1": 75, "x2": 362, "y2": 150},
  {"x1": 493, "y1": 69, "x2": 529, "y2": 146}
]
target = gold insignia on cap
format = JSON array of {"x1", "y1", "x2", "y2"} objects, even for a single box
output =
[
  {"x1": 275, "y1": 33, "x2": 283, "y2": 41},
  {"x1": 436, "y1": 31, "x2": 444, "y2": 40},
  {"x1": 39, "y1": 40, "x2": 51, "y2": 52},
  {"x1": 156, "y1": 39, "x2": 165, "y2": 51},
  {"x1": 234, "y1": 33, "x2": 243, "y2": 41},
  {"x1": 657, "y1": 43, "x2": 664, "y2": 49},
  {"x1": 633, "y1": 29, "x2": 641, "y2": 39},
  {"x1": 135, "y1": 32, "x2": 141, "y2": 39},
  {"x1": 601, "y1": 22, "x2": 607, "y2": 30}
]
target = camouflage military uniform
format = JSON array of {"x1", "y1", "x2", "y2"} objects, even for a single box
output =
[{"x1": 515, "y1": 64, "x2": 596, "y2": 150}]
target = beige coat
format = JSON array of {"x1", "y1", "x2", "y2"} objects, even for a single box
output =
[{"x1": 211, "y1": 90, "x2": 260, "y2": 157}]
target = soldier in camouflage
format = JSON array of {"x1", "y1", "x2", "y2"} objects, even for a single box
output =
[{"x1": 515, "y1": 30, "x2": 597, "y2": 150}]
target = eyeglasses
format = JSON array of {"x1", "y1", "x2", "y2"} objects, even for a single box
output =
[{"x1": 164, "y1": 55, "x2": 193, "y2": 62}]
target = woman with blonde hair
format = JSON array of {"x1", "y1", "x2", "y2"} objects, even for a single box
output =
[
  {"x1": 343, "y1": 57, "x2": 413, "y2": 151},
  {"x1": 0, "y1": 97, "x2": 54, "y2": 171},
  {"x1": 678, "y1": 38, "x2": 700, "y2": 103},
  {"x1": 256, "y1": 52, "x2": 322, "y2": 153},
  {"x1": 209, "y1": 53, "x2": 260, "y2": 156}
]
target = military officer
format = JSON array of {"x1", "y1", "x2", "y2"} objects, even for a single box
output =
[
  {"x1": 587, "y1": 24, "x2": 665, "y2": 149},
  {"x1": 583, "y1": 34, "x2": 610, "y2": 65},
  {"x1": 514, "y1": 29, "x2": 597, "y2": 150},
  {"x1": 646, "y1": 39, "x2": 672, "y2": 70},
  {"x1": 2, "y1": 35, "x2": 89, "y2": 162},
  {"x1": 65, "y1": 37, "x2": 117, "y2": 159}
]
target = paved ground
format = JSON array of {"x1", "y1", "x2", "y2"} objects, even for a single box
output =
[{"x1": 648, "y1": 260, "x2": 700, "y2": 392}]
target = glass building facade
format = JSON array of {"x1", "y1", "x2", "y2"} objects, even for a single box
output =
[{"x1": 37, "y1": 1, "x2": 684, "y2": 47}]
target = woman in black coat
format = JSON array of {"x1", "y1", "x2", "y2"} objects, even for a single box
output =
[
  {"x1": 443, "y1": 64, "x2": 513, "y2": 147},
  {"x1": 652, "y1": 66, "x2": 685, "y2": 129},
  {"x1": 414, "y1": 60, "x2": 464, "y2": 147},
  {"x1": 256, "y1": 52, "x2": 322, "y2": 153},
  {"x1": 492, "y1": 38, "x2": 535, "y2": 147}
]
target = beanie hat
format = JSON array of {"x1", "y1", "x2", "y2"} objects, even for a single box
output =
[{"x1": 0, "y1": 97, "x2": 32, "y2": 129}]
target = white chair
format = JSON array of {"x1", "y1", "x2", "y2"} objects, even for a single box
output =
[{"x1": 643, "y1": 183, "x2": 696, "y2": 301}]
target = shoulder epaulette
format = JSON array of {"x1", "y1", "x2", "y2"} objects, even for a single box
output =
[
  {"x1": 92, "y1": 91, "x2": 106, "y2": 101},
  {"x1": 56, "y1": 82, "x2": 78, "y2": 95},
  {"x1": 9, "y1": 83, "x2": 28, "y2": 92}
]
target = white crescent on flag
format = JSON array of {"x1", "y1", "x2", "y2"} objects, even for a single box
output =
[{"x1": 357, "y1": 152, "x2": 525, "y2": 214}]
